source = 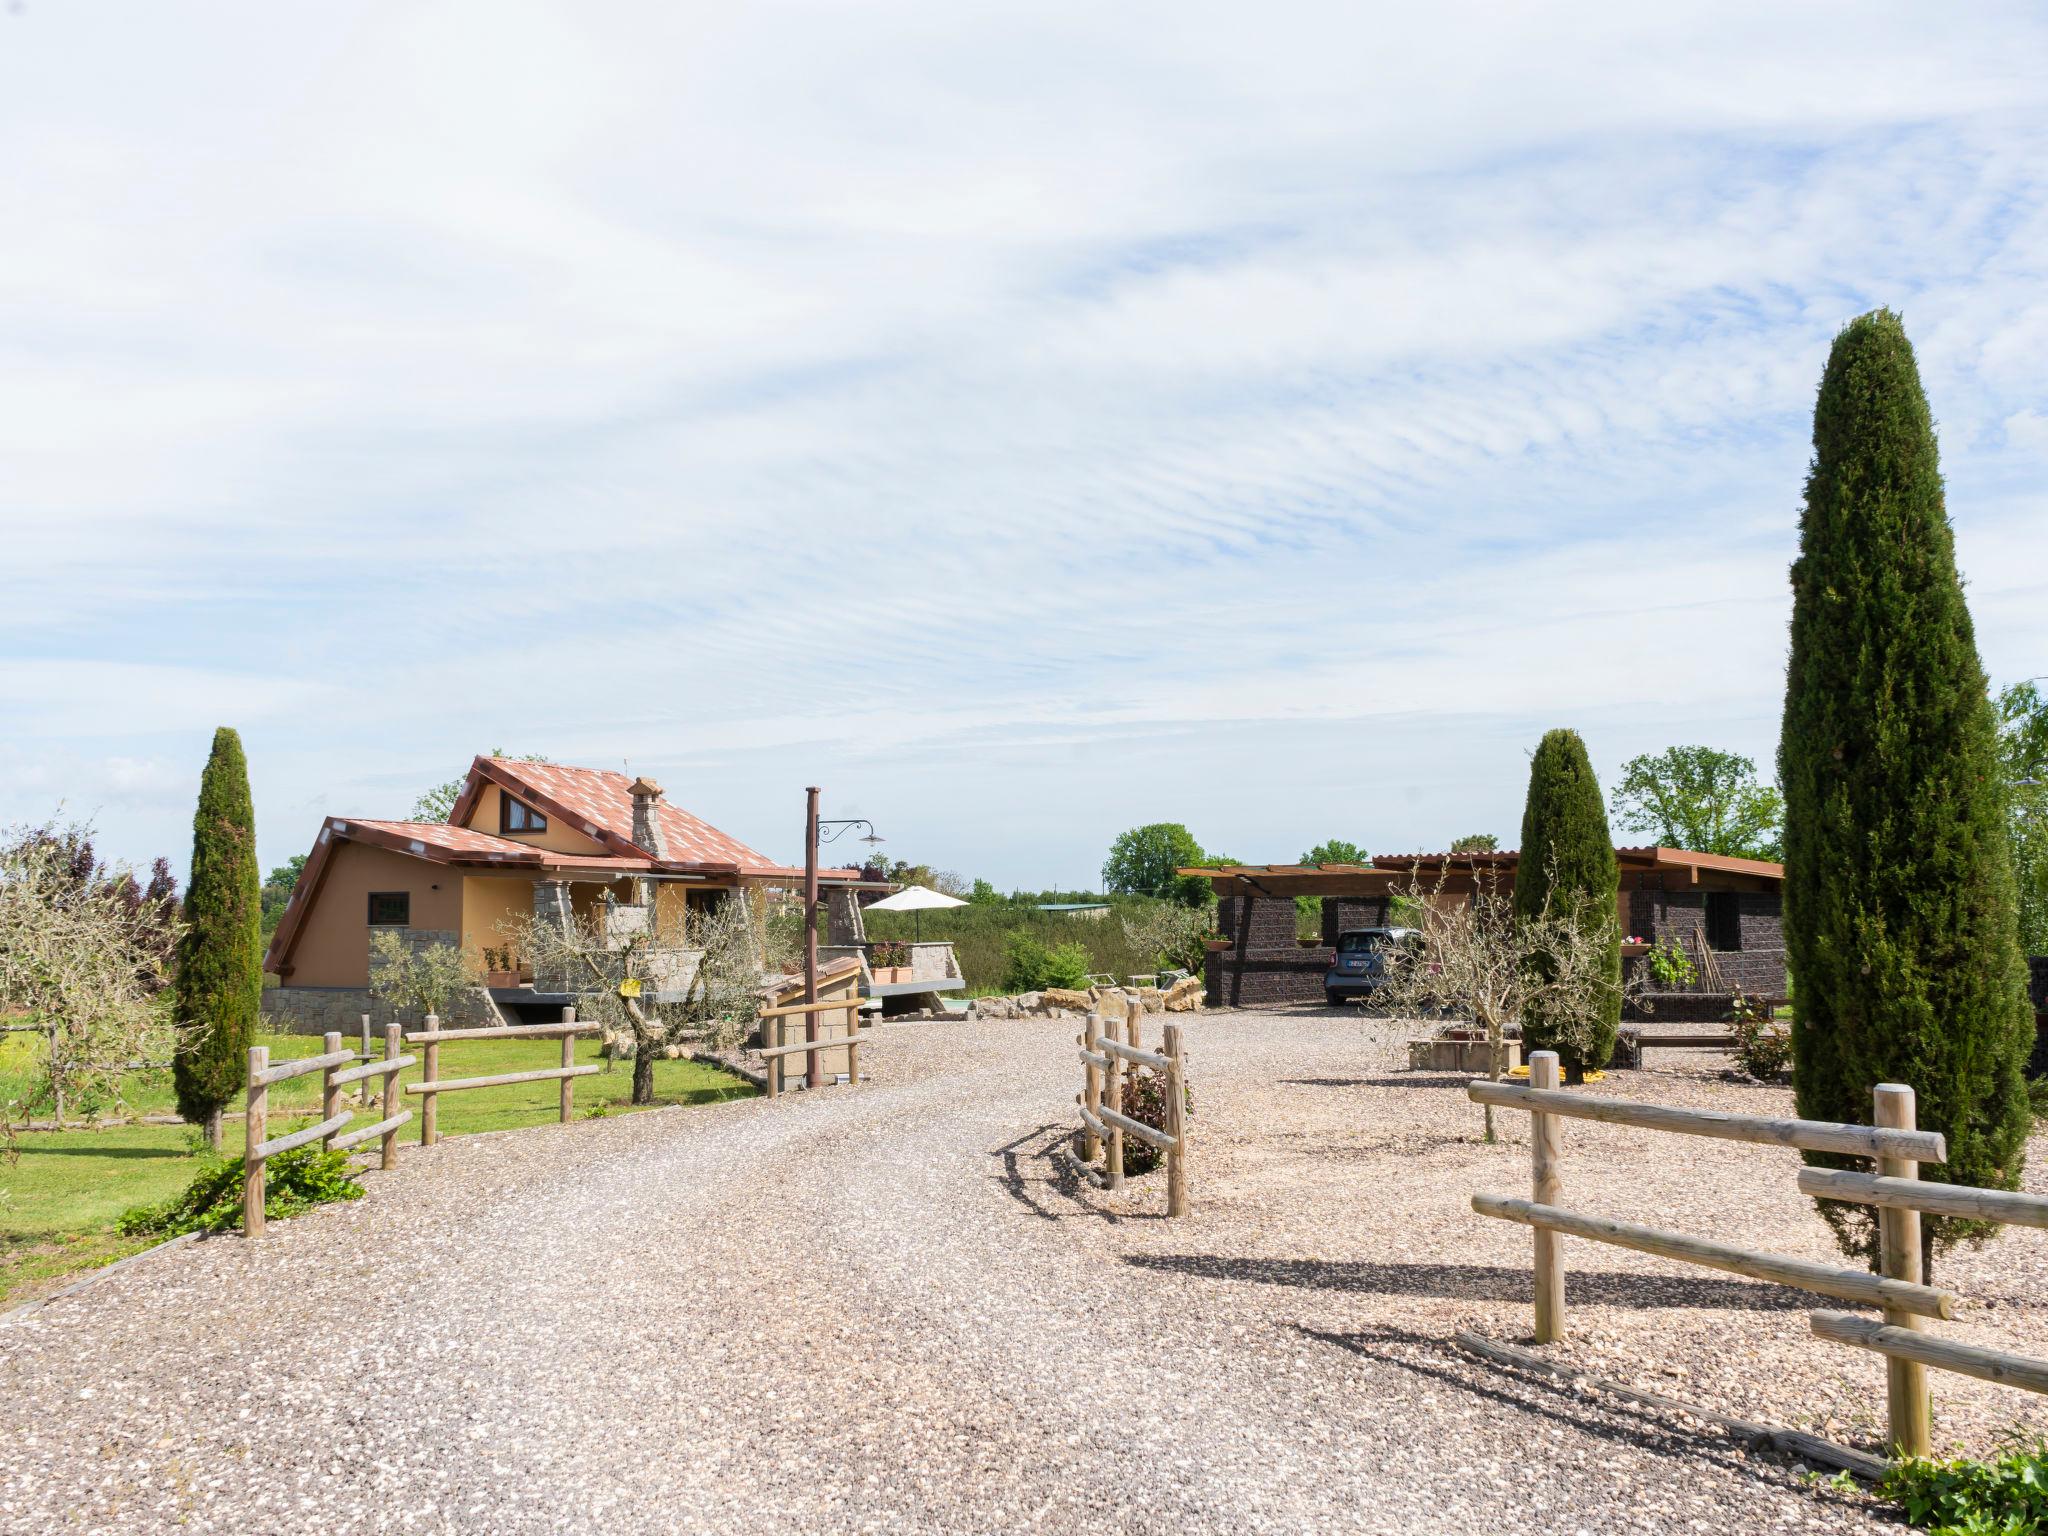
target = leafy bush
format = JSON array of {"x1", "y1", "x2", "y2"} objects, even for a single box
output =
[
  {"x1": 870, "y1": 940, "x2": 909, "y2": 968},
  {"x1": 1113, "y1": 1066, "x2": 1194, "y2": 1177},
  {"x1": 118, "y1": 1145, "x2": 363, "y2": 1236},
  {"x1": 1883, "y1": 1439, "x2": 2048, "y2": 1535},
  {"x1": 1000, "y1": 933, "x2": 1093, "y2": 992},
  {"x1": 1729, "y1": 992, "x2": 1792, "y2": 1082},
  {"x1": 1645, "y1": 938, "x2": 1697, "y2": 988}
]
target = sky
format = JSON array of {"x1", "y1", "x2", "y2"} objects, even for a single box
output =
[{"x1": 3, "y1": 2, "x2": 2045, "y2": 892}]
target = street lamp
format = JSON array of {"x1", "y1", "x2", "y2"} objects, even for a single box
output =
[{"x1": 801, "y1": 787, "x2": 882, "y2": 1088}]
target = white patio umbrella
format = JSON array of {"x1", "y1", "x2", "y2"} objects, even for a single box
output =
[{"x1": 865, "y1": 883, "x2": 967, "y2": 941}]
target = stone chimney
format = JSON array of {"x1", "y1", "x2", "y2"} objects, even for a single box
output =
[{"x1": 628, "y1": 776, "x2": 667, "y2": 859}]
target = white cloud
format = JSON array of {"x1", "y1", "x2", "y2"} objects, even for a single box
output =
[{"x1": 1, "y1": 1, "x2": 2044, "y2": 882}]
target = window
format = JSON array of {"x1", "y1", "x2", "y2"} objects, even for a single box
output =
[
  {"x1": 368, "y1": 891, "x2": 411, "y2": 927},
  {"x1": 500, "y1": 796, "x2": 548, "y2": 834},
  {"x1": 1704, "y1": 892, "x2": 1742, "y2": 951}
]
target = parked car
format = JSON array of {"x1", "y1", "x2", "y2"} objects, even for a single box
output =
[{"x1": 1325, "y1": 927, "x2": 1420, "y2": 1007}]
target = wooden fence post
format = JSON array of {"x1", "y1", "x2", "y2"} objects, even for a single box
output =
[
  {"x1": 1876, "y1": 1082, "x2": 1932, "y2": 1458},
  {"x1": 380, "y1": 1023, "x2": 402, "y2": 1171},
  {"x1": 244, "y1": 1044, "x2": 268, "y2": 1238},
  {"x1": 765, "y1": 1013, "x2": 780, "y2": 1099},
  {"x1": 420, "y1": 1012, "x2": 440, "y2": 1146},
  {"x1": 847, "y1": 994, "x2": 861, "y2": 1085},
  {"x1": 1082, "y1": 1013, "x2": 1103, "y2": 1163},
  {"x1": 1530, "y1": 1049, "x2": 1565, "y2": 1343},
  {"x1": 560, "y1": 1006, "x2": 576, "y2": 1124},
  {"x1": 320, "y1": 1031, "x2": 344, "y2": 1150},
  {"x1": 359, "y1": 1014, "x2": 374, "y2": 1106},
  {"x1": 50, "y1": 1024, "x2": 64, "y2": 1128},
  {"x1": 1164, "y1": 1022, "x2": 1188, "y2": 1218},
  {"x1": 1106, "y1": 1024, "x2": 1125, "y2": 1191}
]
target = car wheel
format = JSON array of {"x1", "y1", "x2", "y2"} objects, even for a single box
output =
[{"x1": 1326, "y1": 991, "x2": 1342, "y2": 1008}]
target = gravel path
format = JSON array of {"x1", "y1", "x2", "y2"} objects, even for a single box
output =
[{"x1": 9, "y1": 1008, "x2": 2039, "y2": 1534}]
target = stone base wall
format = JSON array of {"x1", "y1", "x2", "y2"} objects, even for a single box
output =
[
  {"x1": 1204, "y1": 951, "x2": 1333, "y2": 1007},
  {"x1": 264, "y1": 985, "x2": 493, "y2": 1035},
  {"x1": 1627, "y1": 990, "x2": 1737, "y2": 1024}
]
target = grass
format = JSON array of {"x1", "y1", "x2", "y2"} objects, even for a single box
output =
[{"x1": 0, "y1": 1032, "x2": 755, "y2": 1305}]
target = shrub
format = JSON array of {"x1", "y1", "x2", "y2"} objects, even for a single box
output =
[
  {"x1": 1000, "y1": 933, "x2": 1094, "y2": 992},
  {"x1": 871, "y1": 940, "x2": 909, "y2": 969},
  {"x1": 1515, "y1": 728, "x2": 1623, "y2": 1078},
  {"x1": 118, "y1": 1144, "x2": 362, "y2": 1237},
  {"x1": 1783, "y1": 309, "x2": 2033, "y2": 1268},
  {"x1": 1112, "y1": 1065, "x2": 1194, "y2": 1178},
  {"x1": 1882, "y1": 1438, "x2": 2048, "y2": 1535},
  {"x1": 1645, "y1": 939, "x2": 1696, "y2": 988},
  {"x1": 173, "y1": 727, "x2": 262, "y2": 1147},
  {"x1": 1729, "y1": 993, "x2": 1792, "y2": 1082}
]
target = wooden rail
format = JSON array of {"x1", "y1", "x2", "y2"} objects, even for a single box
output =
[
  {"x1": 1072, "y1": 999, "x2": 1187, "y2": 1216},
  {"x1": 1472, "y1": 1196, "x2": 1957, "y2": 1318},
  {"x1": 1467, "y1": 1078, "x2": 1947, "y2": 1162},
  {"x1": 1466, "y1": 1052, "x2": 2035, "y2": 1461},
  {"x1": 243, "y1": 1024, "x2": 420, "y2": 1236},
  {"x1": 758, "y1": 991, "x2": 865, "y2": 1098},
  {"x1": 404, "y1": 1010, "x2": 595, "y2": 1145}
]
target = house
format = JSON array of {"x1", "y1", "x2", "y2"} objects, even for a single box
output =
[
  {"x1": 263, "y1": 755, "x2": 859, "y2": 1031},
  {"x1": 1181, "y1": 846, "x2": 1787, "y2": 1018}
]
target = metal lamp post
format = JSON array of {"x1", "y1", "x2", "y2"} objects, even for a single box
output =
[{"x1": 802, "y1": 790, "x2": 881, "y2": 1088}]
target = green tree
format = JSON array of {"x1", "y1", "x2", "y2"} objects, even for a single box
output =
[
  {"x1": 1450, "y1": 833, "x2": 1499, "y2": 854},
  {"x1": 1609, "y1": 745, "x2": 1784, "y2": 860},
  {"x1": 1781, "y1": 309, "x2": 2032, "y2": 1271},
  {"x1": 1995, "y1": 682, "x2": 2048, "y2": 956},
  {"x1": 1102, "y1": 823, "x2": 1212, "y2": 906},
  {"x1": 259, "y1": 853, "x2": 308, "y2": 942},
  {"x1": 172, "y1": 728, "x2": 263, "y2": 1149},
  {"x1": 410, "y1": 749, "x2": 550, "y2": 823},
  {"x1": 1513, "y1": 729, "x2": 1622, "y2": 1080},
  {"x1": 967, "y1": 878, "x2": 1002, "y2": 906},
  {"x1": 1300, "y1": 839, "x2": 1367, "y2": 867}
]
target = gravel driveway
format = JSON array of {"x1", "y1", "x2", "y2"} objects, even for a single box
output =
[{"x1": 1, "y1": 1009, "x2": 1986, "y2": 1534}]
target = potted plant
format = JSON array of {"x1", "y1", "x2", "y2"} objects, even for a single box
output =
[{"x1": 870, "y1": 940, "x2": 911, "y2": 983}]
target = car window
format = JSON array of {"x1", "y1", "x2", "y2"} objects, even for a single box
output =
[{"x1": 1337, "y1": 932, "x2": 1387, "y2": 954}]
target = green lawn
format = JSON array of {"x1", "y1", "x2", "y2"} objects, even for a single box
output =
[{"x1": 0, "y1": 1032, "x2": 755, "y2": 1305}]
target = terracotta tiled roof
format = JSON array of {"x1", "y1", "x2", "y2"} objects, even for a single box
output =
[
  {"x1": 342, "y1": 820, "x2": 539, "y2": 858},
  {"x1": 478, "y1": 758, "x2": 777, "y2": 870},
  {"x1": 336, "y1": 819, "x2": 654, "y2": 871}
]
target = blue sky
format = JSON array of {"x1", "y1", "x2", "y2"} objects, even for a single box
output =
[{"x1": 3, "y1": 2, "x2": 2045, "y2": 890}]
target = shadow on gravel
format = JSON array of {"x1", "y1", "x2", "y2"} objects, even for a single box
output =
[
  {"x1": 1125, "y1": 1254, "x2": 1810, "y2": 1311},
  {"x1": 1278, "y1": 1076, "x2": 1476, "y2": 1090},
  {"x1": 1297, "y1": 1325, "x2": 1871, "y2": 1510},
  {"x1": 989, "y1": 1125, "x2": 1171, "y2": 1226}
]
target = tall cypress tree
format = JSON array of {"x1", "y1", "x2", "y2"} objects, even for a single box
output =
[
  {"x1": 1782, "y1": 309, "x2": 2031, "y2": 1269},
  {"x1": 1514, "y1": 728, "x2": 1623, "y2": 1079},
  {"x1": 173, "y1": 727, "x2": 262, "y2": 1149}
]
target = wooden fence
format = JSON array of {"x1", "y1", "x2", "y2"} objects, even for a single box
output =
[
  {"x1": 756, "y1": 996, "x2": 866, "y2": 1097},
  {"x1": 1075, "y1": 1001, "x2": 1188, "y2": 1217},
  {"x1": 1471, "y1": 1049, "x2": 2048, "y2": 1460},
  {"x1": 243, "y1": 1027, "x2": 413, "y2": 1238},
  {"x1": 403, "y1": 1012, "x2": 598, "y2": 1145}
]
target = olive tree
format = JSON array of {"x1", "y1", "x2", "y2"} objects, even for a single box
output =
[
  {"x1": 1370, "y1": 864, "x2": 1641, "y2": 1143},
  {"x1": 1, "y1": 822, "x2": 184, "y2": 1141}
]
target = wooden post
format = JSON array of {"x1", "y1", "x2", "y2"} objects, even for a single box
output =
[
  {"x1": 244, "y1": 1044, "x2": 268, "y2": 1238},
  {"x1": 803, "y1": 785, "x2": 821, "y2": 1092},
  {"x1": 420, "y1": 1012, "x2": 440, "y2": 1146},
  {"x1": 319, "y1": 1031, "x2": 344, "y2": 1149},
  {"x1": 50, "y1": 1025, "x2": 63, "y2": 1128},
  {"x1": 765, "y1": 1013, "x2": 780, "y2": 1099},
  {"x1": 1164, "y1": 1022, "x2": 1188, "y2": 1218},
  {"x1": 1106, "y1": 1023, "x2": 1125, "y2": 1191},
  {"x1": 359, "y1": 1014, "x2": 374, "y2": 1106},
  {"x1": 380, "y1": 1024, "x2": 401, "y2": 1171},
  {"x1": 1875, "y1": 1082, "x2": 1932, "y2": 1458},
  {"x1": 847, "y1": 994, "x2": 861, "y2": 1085},
  {"x1": 1530, "y1": 1049, "x2": 1565, "y2": 1343},
  {"x1": 1082, "y1": 1014, "x2": 1103, "y2": 1162},
  {"x1": 560, "y1": 1006, "x2": 577, "y2": 1123}
]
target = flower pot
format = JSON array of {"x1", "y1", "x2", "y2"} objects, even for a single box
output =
[
  {"x1": 484, "y1": 970, "x2": 520, "y2": 989},
  {"x1": 872, "y1": 966, "x2": 910, "y2": 984}
]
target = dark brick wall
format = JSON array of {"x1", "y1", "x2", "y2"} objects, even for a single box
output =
[
  {"x1": 1321, "y1": 897, "x2": 1390, "y2": 944},
  {"x1": 1625, "y1": 881, "x2": 1786, "y2": 1000},
  {"x1": 1218, "y1": 893, "x2": 1299, "y2": 952},
  {"x1": 1628, "y1": 991, "x2": 1737, "y2": 1023},
  {"x1": 1204, "y1": 951, "x2": 1332, "y2": 1006}
]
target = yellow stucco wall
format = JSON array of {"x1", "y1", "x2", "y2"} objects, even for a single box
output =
[
  {"x1": 463, "y1": 782, "x2": 613, "y2": 857},
  {"x1": 462, "y1": 875, "x2": 535, "y2": 960},
  {"x1": 285, "y1": 842, "x2": 466, "y2": 987}
]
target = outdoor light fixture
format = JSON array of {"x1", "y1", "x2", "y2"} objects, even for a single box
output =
[{"x1": 796, "y1": 790, "x2": 885, "y2": 1090}]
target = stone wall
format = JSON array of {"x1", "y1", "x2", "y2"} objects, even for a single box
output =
[
  {"x1": 1205, "y1": 891, "x2": 1329, "y2": 1006},
  {"x1": 1321, "y1": 897, "x2": 1391, "y2": 944},
  {"x1": 1625, "y1": 884, "x2": 1787, "y2": 1000},
  {"x1": 264, "y1": 984, "x2": 494, "y2": 1035}
]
